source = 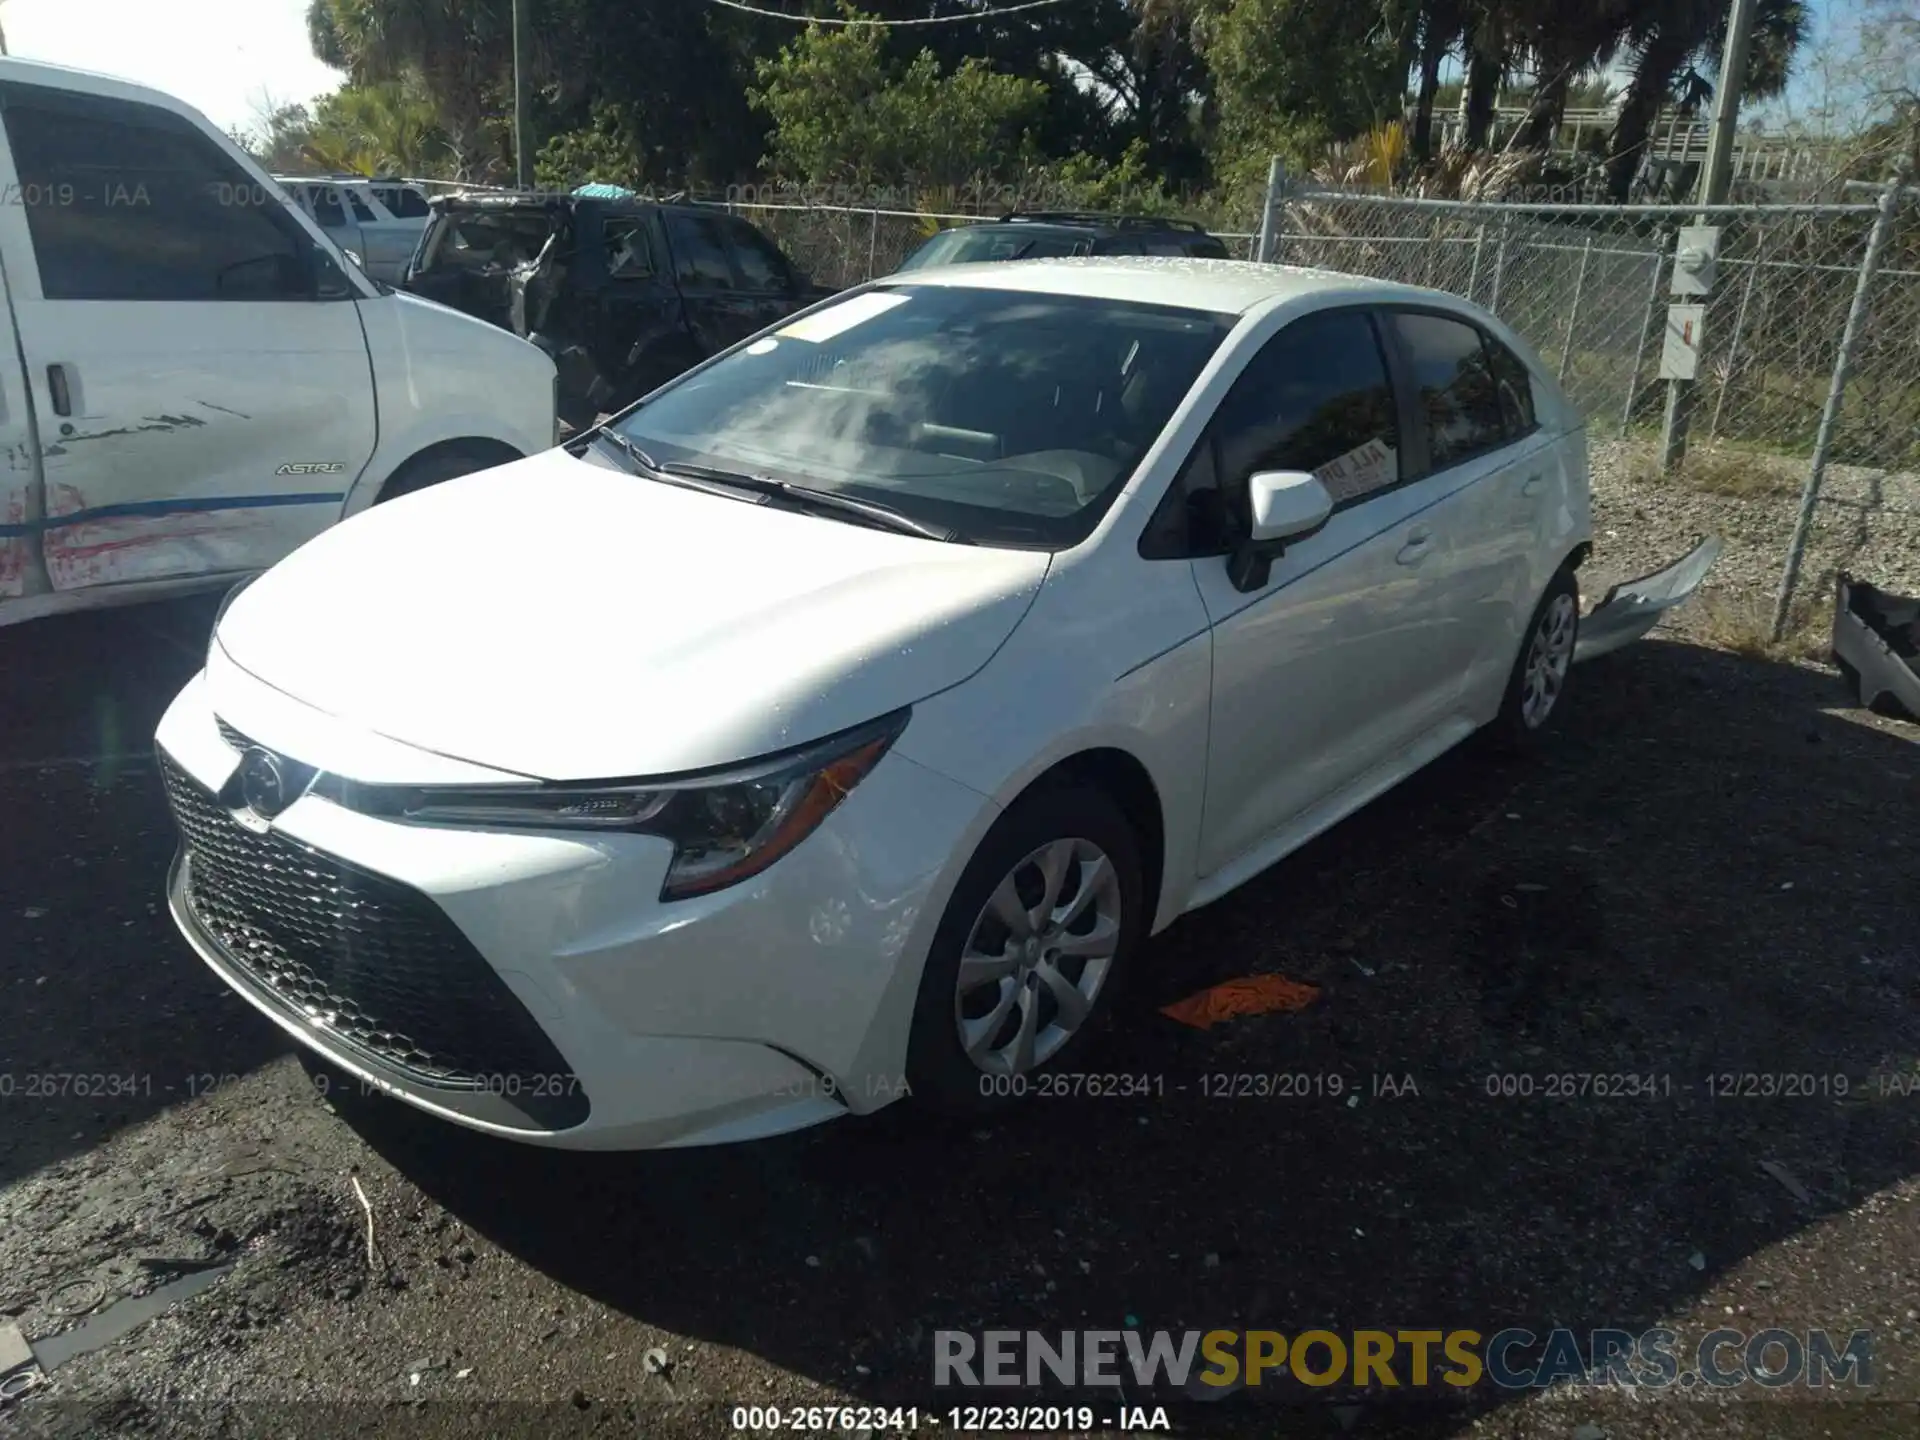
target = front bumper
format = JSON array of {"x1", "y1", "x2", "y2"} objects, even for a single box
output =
[{"x1": 155, "y1": 667, "x2": 990, "y2": 1150}]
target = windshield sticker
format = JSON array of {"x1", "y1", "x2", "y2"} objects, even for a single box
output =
[
  {"x1": 1314, "y1": 437, "x2": 1397, "y2": 503},
  {"x1": 778, "y1": 291, "x2": 910, "y2": 344}
]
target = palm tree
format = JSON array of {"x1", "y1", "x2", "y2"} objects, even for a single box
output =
[
  {"x1": 1603, "y1": 0, "x2": 1807, "y2": 200},
  {"x1": 307, "y1": 0, "x2": 514, "y2": 179}
]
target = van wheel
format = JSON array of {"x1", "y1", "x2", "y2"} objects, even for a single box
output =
[
  {"x1": 375, "y1": 449, "x2": 506, "y2": 504},
  {"x1": 906, "y1": 784, "x2": 1144, "y2": 1118},
  {"x1": 1488, "y1": 567, "x2": 1580, "y2": 754}
]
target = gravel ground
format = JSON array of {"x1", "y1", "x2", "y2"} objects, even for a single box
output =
[
  {"x1": 1583, "y1": 437, "x2": 1920, "y2": 624},
  {"x1": 1, "y1": 468, "x2": 1917, "y2": 1440}
]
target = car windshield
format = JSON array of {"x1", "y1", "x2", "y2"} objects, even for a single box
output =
[
  {"x1": 609, "y1": 284, "x2": 1237, "y2": 549},
  {"x1": 895, "y1": 227, "x2": 1087, "y2": 271}
]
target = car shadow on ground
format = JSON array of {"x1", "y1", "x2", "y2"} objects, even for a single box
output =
[
  {"x1": 309, "y1": 636, "x2": 1918, "y2": 1433},
  {"x1": 0, "y1": 595, "x2": 289, "y2": 1190}
]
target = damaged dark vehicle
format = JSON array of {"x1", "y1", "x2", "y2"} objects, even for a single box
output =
[{"x1": 402, "y1": 192, "x2": 832, "y2": 427}]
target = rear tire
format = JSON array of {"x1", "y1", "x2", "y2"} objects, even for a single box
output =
[
  {"x1": 1487, "y1": 567, "x2": 1580, "y2": 754},
  {"x1": 905, "y1": 784, "x2": 1145, "y2": 1119}
]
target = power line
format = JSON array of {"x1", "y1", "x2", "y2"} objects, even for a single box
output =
[{"x1": 704, "y1": 0, "x2": 1075, "y2": 25}]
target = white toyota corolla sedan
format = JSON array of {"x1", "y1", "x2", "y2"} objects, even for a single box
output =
[{"x1": 157, "y1": 257, "x2": 1592, "y2": 1150}]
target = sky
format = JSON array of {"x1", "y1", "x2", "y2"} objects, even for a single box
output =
[{"x1": 3, "y1": 0, "x2": 345, "y2": 137}]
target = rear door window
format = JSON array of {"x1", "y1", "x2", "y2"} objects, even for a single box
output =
[
  {"x1": 1386, "y1": 311, "x2": 1509, "y2": 472},
  {"x1": 664, "y1": 213, "x2": 735, "y2": 287},
  {"x1": 1485, "y1": 334, "x2": 1538, "y2": 438},
  {"x1": 722, "y1": 218, "x2": 792, "y2": 290},
  {"x1": 376, "y1": 186, "x2": 431, "y2": 218}
]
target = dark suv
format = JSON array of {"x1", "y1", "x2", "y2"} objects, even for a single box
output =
[
  {"x1": 893, "y1": 212, "x2": 1233, "y2": 271},
  {"x1": 404, "y1": 192, "x2": 831, "y2": 426}
]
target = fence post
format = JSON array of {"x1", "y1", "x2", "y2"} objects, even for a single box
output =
[
  {"x1": 1708, "y1": 231, "x2": 1764, "y2": 444},
  {"x1": 1771, "y1": 168, "x2": 1908, "y2": 641},
  {"x1": 1486, "y1": 211, "x2": 1513, "y2": 316},
  {"x1": 868, "y1": 207, "x2": 880, "y2": 281},
  {"x1": 1619, "y1": 227, "x2": 1672, "y2": 439},
  {"x1": 1255, "y1": 157, "x2": 1287, "y2": 264},
  {"x1": 1558, "y1": 235, "x2": 1594, "y2": 388},
  {"x1": 1466, "y1": 223, "x2": 1486, "y2": 304}
]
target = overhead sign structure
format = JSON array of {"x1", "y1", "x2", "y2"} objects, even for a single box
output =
[{"x1": 1660, "y1": 303, "x2": 1705, "y2": 380}]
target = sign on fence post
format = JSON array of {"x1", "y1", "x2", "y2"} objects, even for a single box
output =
[
  {"x1": 1658, "y1": 224, "x2": 1721, "y2": 470},
  {"x1": 1659, "y1": 304, "x2": 1705, "y2": 380}
]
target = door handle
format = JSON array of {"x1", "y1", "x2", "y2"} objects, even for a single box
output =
[
  {"x1": 1396, "y1": 529, "x2": 1434, "y2": 565},
  {"x1": 1521, "y1": 474, "x2": 1547, "y2": 497},
  {"x1": 48, "y1": 364, "x2": 72, "y2": 417}
]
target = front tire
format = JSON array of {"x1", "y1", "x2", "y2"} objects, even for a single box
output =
[
  {"x1": 375, "y1": 449, "x2": 503, "y2": 504},
  {"x1": 1488, "y1": 567, "x2": 1580, "y2": 753},
  {"x1": 906, "y1": 784, "x2": 1145, "y2": 1118}
]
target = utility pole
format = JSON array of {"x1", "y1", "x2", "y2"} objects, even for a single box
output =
[
  {"x1": 512, "y1": 0, "x2": 533, "y2": 190},
  {"x1": 1659, "y1": 0, "x2": 1758, "y2": 472}
]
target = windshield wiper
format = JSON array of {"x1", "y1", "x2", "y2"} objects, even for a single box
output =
[
  {"x1": 585, "y1": 433, "x2": 770, "y2": 506},
  {"x1": 657, "y1": 462, "x2": 963, "y2": 543}
]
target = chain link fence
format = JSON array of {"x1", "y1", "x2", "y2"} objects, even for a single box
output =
[
  {"x1": 1267, "y1": 188, "x2": 1920, "y2": 473},
  {"x1": 713, "y1": 181, "x2": 1917, "y2": 631},
  {"x1": 710, "y1": 188, "x2": 1917, "y2": 479}
]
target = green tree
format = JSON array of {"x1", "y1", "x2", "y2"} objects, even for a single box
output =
[
  {"x1": 305, "y1": 80, "x2": 455, "y2": 176},
  {"x1": 748, "y1": 13, "x2": 1048, "y2": 192},
  {"x1": 1193, "y1": 0, "x2": 1407, "y2": 182},
  {"x1": 1604, "y1": 0, "x2": 1808, "y2": 199},
  {"x1": 307, "y1": 0, "x2": 513, "y2": 179}
]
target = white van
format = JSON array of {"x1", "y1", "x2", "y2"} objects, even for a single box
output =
[{"x1": 0, "y1": 59, "x2": 558, "y2": 627}]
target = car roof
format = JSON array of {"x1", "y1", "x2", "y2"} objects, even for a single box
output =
[{"x1": 878, "y1": 255, "x2": 1435, "y2": 317}]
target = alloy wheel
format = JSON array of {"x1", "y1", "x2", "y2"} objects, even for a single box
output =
[
  {"x1": 1521, "y1": 591, "x2": 1578, "y2": 729},
  {"x1": 953, "y1": 837, "x2": 1122, "y2": 1076}
]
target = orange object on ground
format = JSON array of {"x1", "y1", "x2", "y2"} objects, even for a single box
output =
[{"x1": 1159, "y1": 974, "x2": 1322, "y2": 1030}]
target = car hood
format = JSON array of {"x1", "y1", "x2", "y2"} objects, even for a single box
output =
[{"x1": 214, "y1": 446, "x2": 1050, "y2": 780}]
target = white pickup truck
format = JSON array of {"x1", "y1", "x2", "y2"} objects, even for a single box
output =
[{"x1": 0, "y1": 58, "x2": 558, "y2": 627}]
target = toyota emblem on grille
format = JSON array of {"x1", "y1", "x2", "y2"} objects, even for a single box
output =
[{"x1": 239, "y1": 748, "x2": 291, "y2": 819}]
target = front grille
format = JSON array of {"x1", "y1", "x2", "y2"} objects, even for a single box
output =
[
  {"x1": 215, "y1": 717, "x2": 248, "y2": 751},
  {"x1": 160, "y1": 751, "x2": 589, "y2": 1129}
]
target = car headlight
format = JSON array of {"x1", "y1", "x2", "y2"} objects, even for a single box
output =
[{"x1": 320, "y1": 709, "x2": 909, "y2": 901}]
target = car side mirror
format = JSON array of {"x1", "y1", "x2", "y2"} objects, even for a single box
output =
[{"x1": 1226, "y1": 469, "x2": 1333, "y2": 592}]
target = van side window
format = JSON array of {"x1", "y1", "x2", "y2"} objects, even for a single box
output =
[{"x1": 1, "y1": 83, "x2": 314, "y2": 302}]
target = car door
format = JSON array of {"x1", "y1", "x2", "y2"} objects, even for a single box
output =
[
  {"x1": 1169, "y1": 307, "x2": 1471, "y2": 877},
  {"x1": 302, "y1": 183, "x2": 361, "y2": 261},
  {"x1": 1378, "y1": 308, "x2": 1549, "y2": 713},
  {"x1": 717, "y1": 214, "x2": 809, "y2": 330},
  {"x1": 590, "y1": 208, "x2": 690, "y2": 399},
  {"x1": 0, "y1": 228, "x2": 36, "y2": 603},
  {"x1": 342, "y1": 184, "x2": 421, "y2": 283},
  {"x1": 0, "y1": 79, "x2": 377, "y2": 592},
  {"x1": 660, "y1": 209, "x2": 760, "y2": 356}
]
